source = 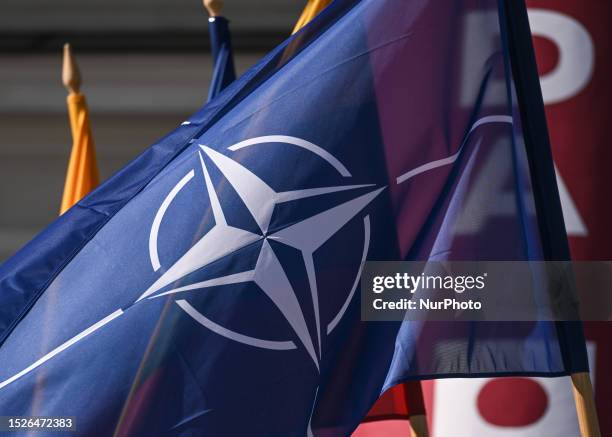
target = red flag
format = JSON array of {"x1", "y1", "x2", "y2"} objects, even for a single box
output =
[{"x1": 353, "y1": 381, "x2": 427, "y2": 436}]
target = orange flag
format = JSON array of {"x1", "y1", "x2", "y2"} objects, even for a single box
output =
[
  {"x1": 60, "y1": 44, "x2": 100, "y2": 215},
  {"x1": 292, "y1": 0, "x2": 332, "y2": 34}
]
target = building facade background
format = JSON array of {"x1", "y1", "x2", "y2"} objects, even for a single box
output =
[{"x1": 0, "y1": 0, "x2": 303, "y2": 261}]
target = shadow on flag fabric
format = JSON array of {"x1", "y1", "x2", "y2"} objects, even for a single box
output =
[
  {"x1": 60, "y1": 92, "x2": 100, "y2": 214},
  {"x1": 207, "y1": 15, "x2": 236, "y2": 102},
  {"x1": 0, "y1": 1, "x2": 589, "y2": 436}
]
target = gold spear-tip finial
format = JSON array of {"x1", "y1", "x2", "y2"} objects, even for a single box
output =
[
  {"x1": 203, "y1": 0, "x2": 223, "y2": 17},
  {"x1": 62, "y1": 43, "x2": 81, "y2": 94}
]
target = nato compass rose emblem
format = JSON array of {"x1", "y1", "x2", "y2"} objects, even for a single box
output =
[{"x1": 137, "y1": 136, "x2": 385, "y2": 370}]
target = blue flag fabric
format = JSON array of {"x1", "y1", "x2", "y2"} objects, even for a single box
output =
[
  {"x1": 0, "y1": 0, "x2": 588, "y2": 435},
  {"x1": 207, "y1": 16, "x2": 237, "y2": 102}
]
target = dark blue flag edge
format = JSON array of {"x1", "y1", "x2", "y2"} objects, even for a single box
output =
[{"x1": 500, "y1": 0, "x2": 588, "y2": 373}]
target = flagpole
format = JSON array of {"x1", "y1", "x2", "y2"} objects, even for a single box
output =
[
  {"x1": 62, "y1": 43, "x2": 81, "y2": 95},
  {"x1": 203, "y1": 0, "x2": 223, "y2": 17},
  {"x1": 404, "y1": 379, "x2": 429, "y2": 437},
  {"x1": 500, "y1": 1, "x2": 600, "y2": 436},
  {"x1": 409, "y1": 413, "x2": 428, "y2": 437},
  {"x1": 572, "y1": 373, "x2": 600, "y2": 437}
]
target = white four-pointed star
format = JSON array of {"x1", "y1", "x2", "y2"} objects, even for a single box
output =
[{"x1": 136, "y1": 145, "x2": 385, "y2": 368}]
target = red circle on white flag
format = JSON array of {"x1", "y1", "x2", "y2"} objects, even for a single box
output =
[{"x1": 477, "y1": 378, "x2": 548, "y2": 427}]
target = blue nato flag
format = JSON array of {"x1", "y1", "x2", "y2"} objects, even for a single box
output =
[
  {"x1": 0, "y1": 0, "x2": 588, "y2": 435},
  {"x1": 207, "y1": 15, "x2": 236, "y2": 102}
]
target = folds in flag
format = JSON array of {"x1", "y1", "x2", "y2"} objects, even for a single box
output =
[{"x1": 0, "y1": 1, "x2": 588, "y2": 435}]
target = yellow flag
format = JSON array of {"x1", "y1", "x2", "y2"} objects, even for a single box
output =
[
  {"x1": 60, "y1": 45, "x2": 100, "y2": 215},
  {"x1": 60, "y1": 93, "x2": 99, "y2": 214},
  {"x1": 292, "y1": 0, "x2": 332, "y2": 34}
]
